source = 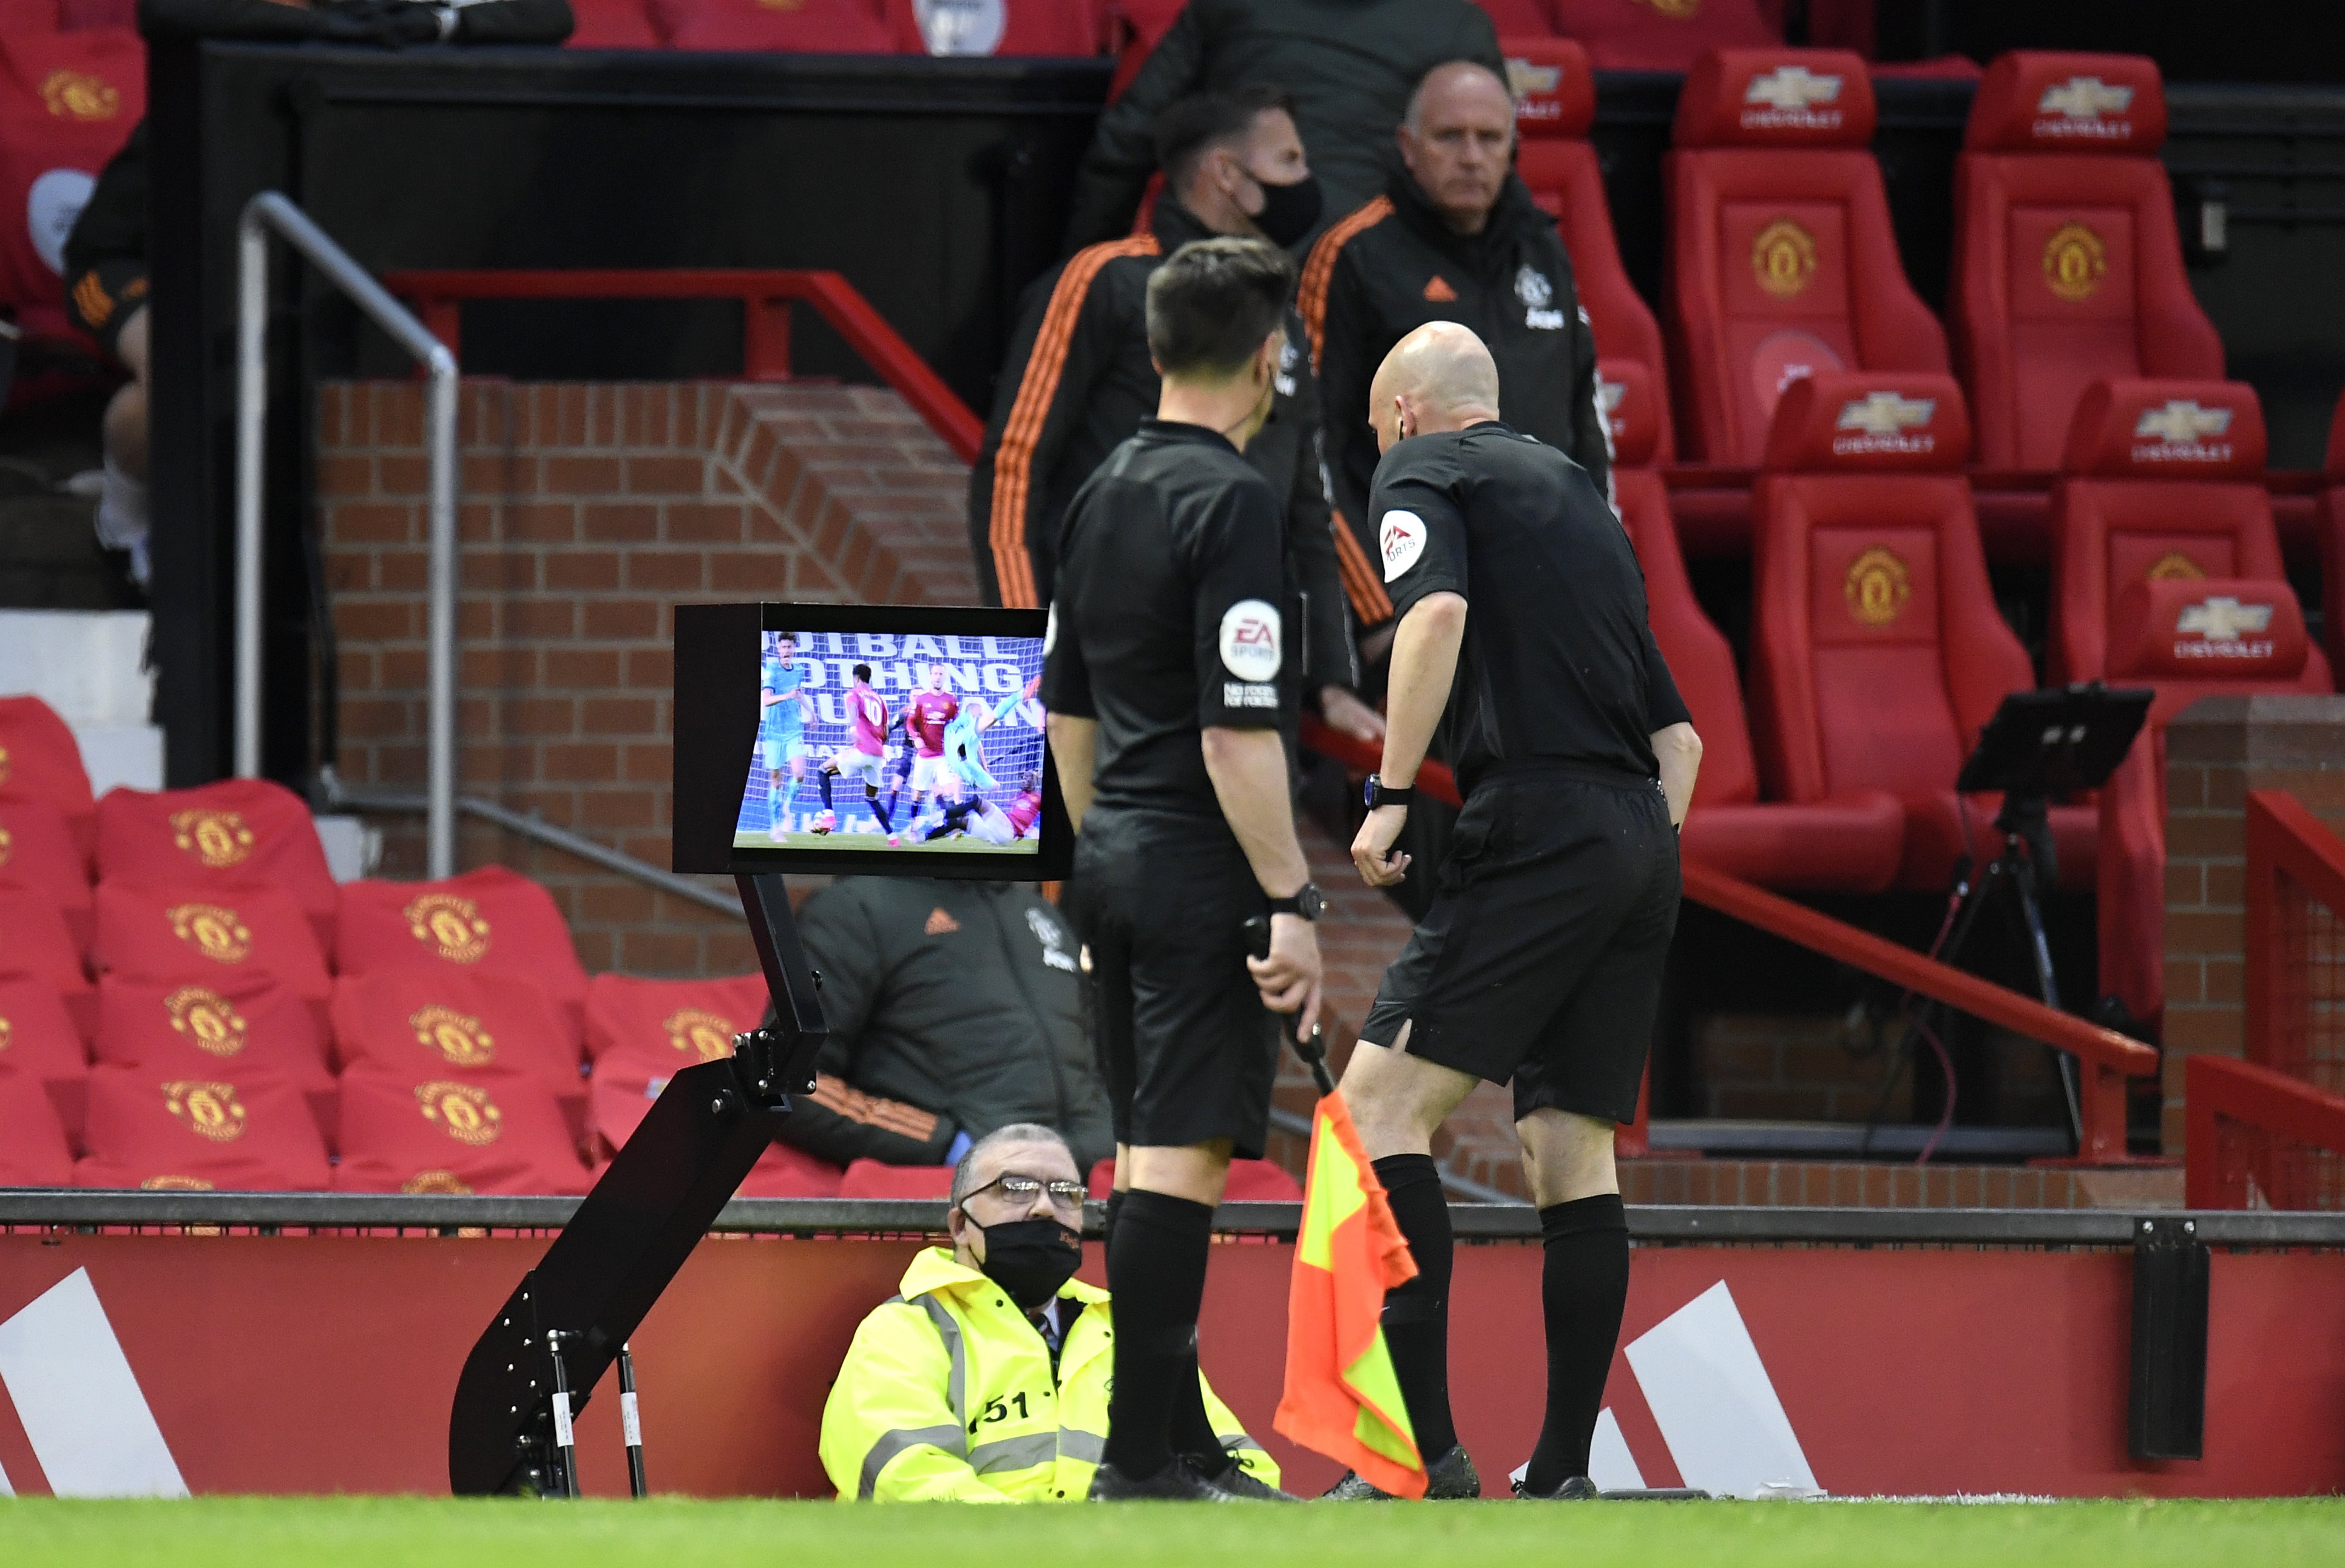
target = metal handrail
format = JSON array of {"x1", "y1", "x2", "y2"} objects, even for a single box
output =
[{"x1": 237, "y1": 192, "x2": 459, "y2": 877}]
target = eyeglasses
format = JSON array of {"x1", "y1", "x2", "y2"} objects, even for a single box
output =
[{"x1": 964, "y1": 1174, "x2": 1088, "y2": 1214}]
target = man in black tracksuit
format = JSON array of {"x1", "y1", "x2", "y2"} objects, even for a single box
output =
[
  {"x1": 969, "y1": 86, "x2": 1382, "y2": 738},
  {"x1": 768, "y1": 877, "x2": 1115, "y2": 1172},
  {"x1": 1302, "y1": 61, "x2": 1611, "y2": 637}
]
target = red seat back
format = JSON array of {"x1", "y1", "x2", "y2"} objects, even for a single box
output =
[
  {"x1": 0, "y1": 973, "x2": 89, "y2": 1121},
  {"x1": 0, "y1": 884, "x2": 94, "y2": 1032},
  {"x1": 1550, "y1": 0, "x2": 1778, "y2": 70},
  {"x1": 92, "y1": 880, "x2": 331, "y2": 1019},
  {"x1": 648, "y1": 0, "x2": 892, "y2": 52},
  {"x1": 1506, "y1": 36, "x2": 1674, "y2": 460},
  {"x1": 838, "y1": 1158, "x2": 955, "y2": 1199},
  {"x1": 330, "y1": 967, "x2": 583, "y2": 1089},
  {"x1": 1749, "y1": 372, "x2": 2029, "y2": 806},
  {"x1": 0, "y1": 696, "x2": 94, "y2": 856},
  {"x1": 75, "y1": 1064, "x2": 330, "y2": 1191},
  {"x1": 0, "y1": 28, "x2": 141, "y2": 341},
  {"x1": 334, "y1": 1069, "x2": 590, "y2": 1195},
  {"x1": 1222, "y1": 1158, "x2": 1303, "y2": 1201},
  {"x1": 1664, "y1": 49, "x2": 1948, "y2": 464},
  {"x1": 0, "y1": 1072, "x2": 72, "y2": 1184},
  {"x1": 336, "y1": 867, "x2": 589, "y2": 1029},
  {"x1": 737, "y1": 1141, "x2": 845, "y2": 1198},
  {"x1": 564, "y1": 0, "x2": 662, "y2": 48},
  {"x1": 95, "y1": 973, "x2": 331, "y2": 1091},
  {"x1": 96, "y1": 779, "x2": 338, "y2": 956},
  {"x1": 1105, "y1": 0, "x2": 1181, "y2": 98},
  {"x1": 1951, "y1": 53, "x2": 2221, "y2": 470},
  {"x1": 583, "y1": 971, "x2": 771, "y2": 1064},
  {"x1": 0, "y1": 791, "x2": 92, "y2": 948},
  {"x1": 884, "y1": 0, "x2": 1108, "y2": 55}
]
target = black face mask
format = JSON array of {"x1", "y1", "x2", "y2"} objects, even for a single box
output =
[
  {"x1": 1251, "y1": 173, "x2": 1324, "y2": 249},
  {"x1": 976, "y1": 1217, "x2": 1083, "y2": 1309}
]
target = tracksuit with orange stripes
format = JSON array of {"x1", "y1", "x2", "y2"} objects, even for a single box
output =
[
  {"x1": 967, "y1": 199, "x2": 1356, "y2": 694},
  {"x1": 1302, "y1": 170, "x2": 1612, "y2": 629}
]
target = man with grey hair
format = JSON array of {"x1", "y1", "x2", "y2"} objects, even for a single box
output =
[
  {"x1": 1302, "y1": 59, "x2": 1611, "y2": 653},
  {"x1": 819, "y1": 1123, "x2": 1279, "y2": 1502}
]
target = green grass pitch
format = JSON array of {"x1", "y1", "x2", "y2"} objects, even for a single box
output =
[{"x1": 4, "y1": 1496, "x2": 2340, "y2": 1568}]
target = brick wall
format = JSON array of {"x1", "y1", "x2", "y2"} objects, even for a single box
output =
[{"x1": 2163, "y1": 694, "x2": 2345, "y2": 1153}]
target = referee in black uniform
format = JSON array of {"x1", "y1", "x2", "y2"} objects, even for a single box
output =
[
  {"x1": 1043, "y1": 237, "x2": 1323, "y2": 1503},
  {"x1": 1330, "y1": 323, "x2": 1702, "y2": 1502}
]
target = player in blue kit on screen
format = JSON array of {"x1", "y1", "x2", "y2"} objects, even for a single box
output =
[{"x1": 759, "y1": 632, "x2": 816, "y2": 838}]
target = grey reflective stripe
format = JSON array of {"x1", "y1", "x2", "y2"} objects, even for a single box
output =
[
  {"x1": 858, "y1": 1423, "x2": 970, "y2": 1501},
  {"x1": 968, "y1": 1431, "x2": 1061, "y2": 1475},
  {"x1": 1058, "y1": 1428, "x2": 1107, "y2": 1464},
  {"x1": 905, "y1": 1293, "x2": 969, "y2": 1430}
]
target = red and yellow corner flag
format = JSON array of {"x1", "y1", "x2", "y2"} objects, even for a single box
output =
[{"x1": 1273, "y1": 1091, "x2": 1427, "y2": 1498}]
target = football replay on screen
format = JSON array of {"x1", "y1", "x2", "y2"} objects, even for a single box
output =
[{"x1": 672, "y1": 603, "x2": 1071, "y2": 879}]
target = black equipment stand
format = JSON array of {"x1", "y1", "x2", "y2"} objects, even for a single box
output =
[
  {"x1": 447, "y1": 874, "x2": 825, "y2": 1496},
  {"x1": 1863, "y1": 684, "x2": 2151, "y2": 1158}
]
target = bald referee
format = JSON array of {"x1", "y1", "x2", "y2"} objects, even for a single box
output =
[{"x1": 1328, "y1": 323, "x2": 1701, "y2": 1501}]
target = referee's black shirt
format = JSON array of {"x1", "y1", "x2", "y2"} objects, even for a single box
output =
[
  {"x1": 1043, "y1": 419, "x2": 1289, "y2": 827},
  {"x1": 1370, "y1": 423, "x2": 1687, "y2": 793}
]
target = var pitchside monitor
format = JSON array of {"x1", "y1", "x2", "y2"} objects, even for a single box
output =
[{"x1": 673, "y1": 603, "x2": 1072, "y2": 879}]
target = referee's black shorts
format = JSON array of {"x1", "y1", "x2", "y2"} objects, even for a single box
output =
[
  {"x1": 1066, "y1": 810, "x2": 1278, "y2": 1160},
  {"x1": 1360, "y1": 765, "x2": 1680, "y2": 1126}
]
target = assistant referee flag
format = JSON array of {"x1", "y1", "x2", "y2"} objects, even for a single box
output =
[{"x1": 1273, "y1": 1092, "x2": 1427, "y2": 1496}]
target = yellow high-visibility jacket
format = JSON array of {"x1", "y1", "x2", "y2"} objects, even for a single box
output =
[{"x1": 819, "y1": 1246, "x2": 1279, "y2": 1501}]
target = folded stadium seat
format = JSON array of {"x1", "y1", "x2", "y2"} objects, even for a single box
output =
[
  {"x1": 0, "y1": 695, "x2": 95, "y2": 860},
  {"x1": 648, "y1": 0, "x2": 892, "y2": 52},
  {"x1": 1604, "y1": 360, "x2": 1904, "y2": 890},
  {"x1": 1504, "y1": 36, "x2": 1674, "y2": 459},
  {"x1": 94, "y1": 973, "x2": 333, "y2": 1094},
  {"x1": 1950, "y1": 53, "x2": 2221, "y2": 475},
  {"x1": 1663, "y1": 48, "x2": 1949, "y2": 465},
  {"x1": 0, "y1": 27, "x2": 143, "y2": 344},
  {"x1": 564, "y1": 0, "x2": 663, "y2": 47},
  {"x1": 74, "y1": 1064, "x2": 331, "y2": 1191},
  {"x1": 1748, "y1": 371, "x2": 2094, "y2": 892},
  {"x1": 736, "y1": 1143, "x2": 848, "y2": 1198},
  {"x1": 884, "y1": 0, "x2": 1107, "y2": 55},
  {"x1": 2048, "y1": 378, "x2": 2328, "y2": 1032},
  {"x1": 838, "y1": 1158, "x2": 955, "y2": 1199},
  {"x1": 0, "y1": 1072, "x2": 73, "y2": 1186},
  {"x1": 96, "y1": 779, "x2": 338, "y2": 956},
  {"x1": 330, "y1": 967, "x2": 584, "y2": 1092},
  {"x1": 1549, "y1": 0, "x2": 1778, "y2": 71},
  {"x1": 332, "y1": 1069, "x2": 590, "y2": 1195},
  {"x1": 90, "y1": 879, "x2": 331, "y2": 1023},
  {"x1": 336, "y1": 866, "x2": 589, "y2": 1032},
  {"x1": 0, "y1": 884, "x2": 95, "y2": 1035},
  {"x1": 0, "y1": 791, "x2": 92, "y2": 948},
  {"x1": 0, "y1": 972, "x2": 89, "y2": 1141},
  {"x1": 583, "y1": 970, "x2": 771, "y2": 1064}
]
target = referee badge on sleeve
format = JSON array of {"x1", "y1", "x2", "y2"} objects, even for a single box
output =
[
  {"x1": 1379, "y1": 510, "x2": 1426, "y2": 581},
  {"x1": 1219, "y1": 600, "x2": 1282, "y2": 681}
]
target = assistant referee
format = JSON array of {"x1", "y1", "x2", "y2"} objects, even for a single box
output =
[
  {"x1": 1330, "y1": 323, "x2": 1701, "y2": 1502},
  {"x1": 1043, "y1": 237, "x2": 1323, "y2": 1504}
]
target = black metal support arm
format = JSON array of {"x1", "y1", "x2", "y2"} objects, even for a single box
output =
[{"x1": 447, "y1": 873, "x2": 825, "y2": 1496}]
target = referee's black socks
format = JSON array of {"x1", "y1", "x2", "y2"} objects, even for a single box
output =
[
  {"x1": 1523, "y1": 1192, "x2": 1629, "y2": 1495},
  {"x1": 1371, "y1": 1154, "x2": 1457, "y2": 1459},
  {"x1": 1103, "y1": 1189, "x2": 1216, "y2": 1479}
]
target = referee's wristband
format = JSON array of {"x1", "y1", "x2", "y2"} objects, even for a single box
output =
[{"x1": 1364, "y1": 773, "x2": 1413, "y2": 811}]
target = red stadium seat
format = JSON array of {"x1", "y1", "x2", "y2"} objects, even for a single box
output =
[
  {"x1": 0, "y1": 695, "x2": 94, "y2": 859},
  {"x1": 1506, "y1": 37, "x2": 1674, "y2": 460},
  {"x1": 1476, "y1": 0, "x2": 1555, "y2": 37},
  {"x1": 1550, "y1": 0, "x2": 1778, "y2": 72},
  {"x1": 0, "y1": 1072, "x2": 73, "y2": 1185},
  {"x1": 1105, "y1": 0, "x2": 1180, "y2": 98},
  {"x1": 738, "y1": 1142, "x2": 846, "y2": 1198},
  {"x1": 1605, "y1": 360, "x2": 1904, "y2": 891},
  {"x1": 2049, "y1": 379, "x2": 2327, "y2": 1031},
  {"x1": 583, "y1": 970, "x2": 770, "y2": 1064},
  {"x1": 838, "y1": 1158, "x2": 955, "y2": 1199},
  {"x1": 0, "y1": 972, "x2": 89, "y2": 1141},
  {"x1": 1748, "y1": 371, "x2": 2093, "y2": 892},
  {"x1": 96, "y1": 779, "x2": 338, "y2": 957},
  {"x1": 94, "y1": 973, "x2": 333, "y2": 1092},
  {"x1": 90, "y1": 880, "x2": 331, "y2": 1022},
  {"x1": 0, "y1": 791, "x2": 92, "y2": 948},
  {"x1": 56, "y1": 0, "x2": 133, "y2": 26},
  {"x1": 330, "y1": 967, "x2": 584, "y2": 1089},
  {"x1": 333, "y1": 1069, "x2": 590, "y2": 1195},
  {"x1": 336, "y1": 867, "x2": 589, "y2": 1030},
  {"x1": 0, "y1": 27, "x2": 142, "y2": 343},
  {"x1": 1222, "y1": 1158, "x2": 1303, "y2": 1201},
  {"x1": 884, "y1": 0, "x2": 1107, "y2": 56},
  {"x1": 1951, "y1": 53, "x2": 2222, "y2": 472},
  {"x1": 0, "y1": 0, "x2": 62, "y2": 30},
  {"x1": 648, "y1": 0, "x2": 892, "y2": 53},
  {"x1": 75, "y1": 1064, "x2": 331, "y2": 1191},
  {"x1": 1664, "y1": 49, "x2": 1949, "y2": 464},
  {"x1": 0, "y1": 884, "x2": 94, "y2": 1036},
  {"x1": 564, "y1": 0, "x2": 663, "y2": 48}
]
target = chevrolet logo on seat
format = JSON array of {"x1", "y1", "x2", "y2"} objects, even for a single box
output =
[
  {"x1": 2130, "y1": 400, "x2": 2235, "y2": 463},
  {"x1": 1741, "y1": 66, "x2": 1844, "y2": 131},
  {"x1": 2039, "y1": 76, "x2": 2135, "y2": 121},
  {"x1": 1507, "y1": 58, "x2": 1563, "y2": 117},
  {"x1": 2177, "y1": 596, "x2": 2273, "y2": 641},
  {"x1": 1832, "y1": 393, "x2": 1935, "y2": 455}
]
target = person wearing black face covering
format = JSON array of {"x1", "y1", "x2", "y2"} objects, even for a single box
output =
[
  {"x1": 817, "y1": 1125, "x2": 1281, "y2": 1502},
  {"x1": 968, "y1": 84, "x2": 1386, "y2": 751}
]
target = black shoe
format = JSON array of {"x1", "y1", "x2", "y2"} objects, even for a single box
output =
[
  {"x1": 1322, "y1": 1444, "x2": 1481, "y2": 1500},
  {"x1": 1513, "y1": 1474, "x2": 1603, "y2": 1499},
  {"x1": 1196, "y1": 1458, "x2": 1300, "y2": 1502},
  {"x1": 1088, "y1": 1459, "x2": 1242, "y2": 1502}
]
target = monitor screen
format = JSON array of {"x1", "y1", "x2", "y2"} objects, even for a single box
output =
[{"x1": 673, "y1": 603, "x2": 1072, "y2": 878}]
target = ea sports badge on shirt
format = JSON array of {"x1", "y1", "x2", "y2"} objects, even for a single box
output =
[
  {"x1": 1379, "y1": 510, "x2": 1427, "y2": 582},
  {"x1": 1219, "y1": 600, "x2": 1283, "y2": 682}
]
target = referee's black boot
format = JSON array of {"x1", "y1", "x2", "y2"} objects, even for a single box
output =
[
  {"x1": 1322, "y1": 1444, "x2": 1480, "y2": 1500},
  {"x1": 1512, "y1": 1475, "x2": 1602, "y2": 1501},
  {"x1": 1193, "y1": 1455, "x2": 1300, "y2": 1502},
  {"x1": 1087, "y1": 1459, "x2": 1241, "y2": 1502}
]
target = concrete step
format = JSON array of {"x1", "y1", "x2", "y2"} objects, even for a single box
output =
[{"x1": 0, "y1": 606, "x2": 162, "y2": 791}]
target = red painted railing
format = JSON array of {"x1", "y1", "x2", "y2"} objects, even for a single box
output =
[
  {"x1": 1298, "y1": 715, "x2": 2161, "y2": 1163},
  {"x1": 2185, "y1": 1055, "x2": 2345, "y2": 1208},
  {"x1": 380, "y1": 269, "x2": 985, "y2": 464}
]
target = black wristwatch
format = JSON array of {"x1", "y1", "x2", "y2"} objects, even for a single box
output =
[
  {"x1": 1267, "y1": 883, "x2": 1324, "y2": 922},
  {"x1": 1364, "y1": 774, "x2": 1415, "y2": 811}
]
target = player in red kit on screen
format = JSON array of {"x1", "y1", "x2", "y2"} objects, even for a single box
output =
[
  {"x1": 816, "y1": 664, "x2": 898, "y2": 837},
  {"x1": 898, "y1": 664, "x2": 965, "y2": 834},
  {"x1": 925, "y1": 771, "x2": 1044, "y2": 846}
]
